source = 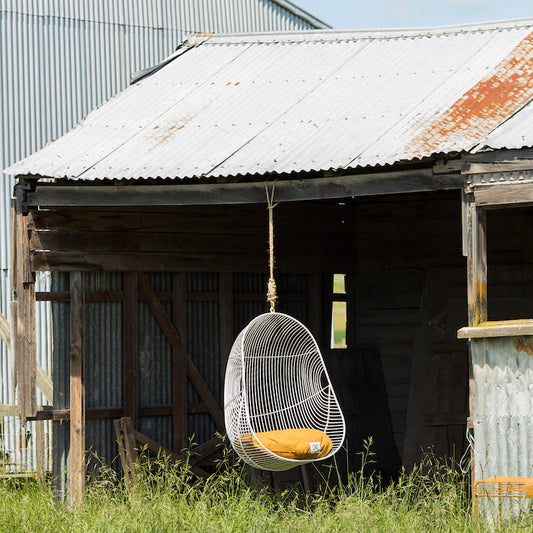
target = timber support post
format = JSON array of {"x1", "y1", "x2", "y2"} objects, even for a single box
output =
[
  {"x1": 69, "y1": 271, "x2": 85, "y2": 506},
  {"x1": 12, "y1": 183, "x2": 37, "y2": 424}
]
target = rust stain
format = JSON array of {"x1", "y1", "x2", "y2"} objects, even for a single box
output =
[
  {"x1": 514, "y1": 337, "x2": 533, "y2": 356},
  {"x1": 410, "y1": 32, "x2": 533, "y2": 157}
]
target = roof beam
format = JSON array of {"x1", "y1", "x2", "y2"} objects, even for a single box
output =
[{"x1": 26, "y1": 170, "x2": 462, "y2": 208}]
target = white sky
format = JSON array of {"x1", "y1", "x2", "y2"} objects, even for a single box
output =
[{"x1": 294, "y1": 0, "x2": 533, "y2": 29}]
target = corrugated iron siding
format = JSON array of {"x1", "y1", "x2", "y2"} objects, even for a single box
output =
[
  {"x1": 472, "y1": 336, "x2": 533, "y2": 481},
  {"x1": 0, "y1": 0, "x2": 319, "y2": 475}
]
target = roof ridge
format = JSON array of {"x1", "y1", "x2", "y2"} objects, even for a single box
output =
[{"x1": 188, "y1": 17, "x2": 533, "y2": 45}]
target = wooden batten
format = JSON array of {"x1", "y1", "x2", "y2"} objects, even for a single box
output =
[
  {"x1": 218, "y1": 273, "x2": 233, "y2": 402},
  {"x1": 172, "y1": 272, "x2": 187, "y2": 452},
  {"x1": 69, "y1": 271, "x2": 85, "y2": 506},
  {"x1": 123, "y1": 272, "x2": 139, "y2": 427}
]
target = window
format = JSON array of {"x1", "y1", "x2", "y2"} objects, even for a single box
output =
[{"x1": 331, "y1": 273, "x2": 347, "y2": 349}]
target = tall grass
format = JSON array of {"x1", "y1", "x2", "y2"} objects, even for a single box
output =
[{"x1": 0, "y1": 445, "x2": 530, "y2": 532}]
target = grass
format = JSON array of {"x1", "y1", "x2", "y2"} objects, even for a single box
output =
[{"x1": 0, "y1": 445, "x2": 531, "y2": 532}]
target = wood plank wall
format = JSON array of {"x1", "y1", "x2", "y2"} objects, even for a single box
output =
[
  {"x1": 354, "y1": 191, "x2": 469, "y2": 466},
  {"x1": 31, "y1": 192, "x2": 533, "y2": 474},
  {"x1": 29, "y1": 203, "x2": 355, "y2": 273}
]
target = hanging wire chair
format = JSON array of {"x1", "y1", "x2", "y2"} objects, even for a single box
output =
[
  {"x1": 224, "y1": 312, "x2": 345, "y2": 471},
  {"x1": 223, "y1": 183, "x2": 345, "y2": 471}
]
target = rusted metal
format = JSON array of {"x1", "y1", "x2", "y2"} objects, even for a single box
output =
[{"x1": 410, "y1": 32, "x2": 533, "y2": 159}]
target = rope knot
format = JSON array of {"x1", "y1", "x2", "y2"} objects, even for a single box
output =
[{"x1": 267, "y1": 277, "x2": 277, "y2": 312}]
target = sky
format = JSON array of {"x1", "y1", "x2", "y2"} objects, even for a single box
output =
[{"x1": 294, "y1": 0, "x2": 533, "y2": 29}]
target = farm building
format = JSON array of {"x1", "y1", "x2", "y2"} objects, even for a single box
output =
[
  {"x1": 5, "y1": 17, "x2": 533, "y2": 501},
  {"x1": 0, "y1": 0, "x2": 327, "y2": 475}
]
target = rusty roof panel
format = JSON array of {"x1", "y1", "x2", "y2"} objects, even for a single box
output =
[{"x1": 6, "y1": 19, "x2": 533, "y2": 180}]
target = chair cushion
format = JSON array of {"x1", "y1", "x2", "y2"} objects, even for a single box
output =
[{"x1": 238, "y1": 428, "x2": 333, "y2": 460}]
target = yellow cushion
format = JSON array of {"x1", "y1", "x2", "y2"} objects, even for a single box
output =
[{"x1": 238, "y1": 428, "x2": 333, "y2": 460}]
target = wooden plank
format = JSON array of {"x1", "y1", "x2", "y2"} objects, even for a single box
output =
[
  {"x1": 26, "y1": 171, "x2": 462, "y2": 208},
  {"x1": 463, "y1": 148, "x2": 533, "y2": 165},
  {"x1": 402, "y1": 270, "x2": 434, "y2": 470},
  {"x1": 30, "y1": 230, "x2": 347, "y2": 257},
  {"x1": 458, "y1": 320, "x2": 533, "y2": 339},
  {"x1": 69, "y1": 271, "x2": 85, "y2": 506},
  {"x1": 114, "y1": 419, "x2": 132, "y2": 490},
  {"x1": 120, "y1": 417, "x2": 139, "y2": 483},
  {"x1": 32, "y1": 250, "x2": 354, "y2": 274},
  {"x1": 11, "y1": 403, "x2": 207, "y2": 421},
  {"x1": 9, "y1": 302, "x2": 16, "y2": 404},
  {"x1": 123, "y1": 272, "x2": 138, "y2": 427},
  {"x1": 219, "y1": 273, "x2": 233, "y2": 402},
  {"x1": 35, "y1": 420, "x2": 45, "y2": 482},
  {"x1": 474, "y1": 183, "x2": 533, "y2": 209},
  {"x1": 137, "y1": 273, "x2": 225, "y2": 430},
  {"x1": 0, "y1": 312, "x2": 10, "y2": 346},
  {"x1": 36, "y1": 363, "x2": 53, "y2": 403},
  {"x1": 172, "y1": 272, "x2": 187, "y2": 453}
]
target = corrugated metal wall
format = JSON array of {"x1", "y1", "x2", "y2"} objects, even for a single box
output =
[
  {"x1": 43, "y1": 271, "x2": 314, "y2": 495},
  {"x1": 0, "y1": 0, "x2": 319, "y2": 475},
  {"x1": 472, "y1": 335, "x2": 533, "y2": 520}
]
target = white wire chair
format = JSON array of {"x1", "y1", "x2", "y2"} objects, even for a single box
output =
[{"x1": 224, "y1": 312, "x2": 345, "y2": 471}]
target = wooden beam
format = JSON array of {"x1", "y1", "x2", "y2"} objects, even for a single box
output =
[
  {"x1": 26, "y1": 171, "x2": 462, "y2": 208},
  {"x1": 137, "y1": 273, "x2": 225, "y2": 430},
  {"x1": 458, "y1": 320, "x2": 533, "y2": 339},
  {"x1": 31, "y1": 250, "x2": 354, "y2": 274},
  {"x1": 123, "y1": 272, "x2": 138, "y2": 427},
  {"x1": 69, "y1": 271, "x2": 85, "y2": 506},
  {"x1": 474, "y1": 183, "x2": 533, "y2": 209},
  {"x1": 172, "y1": 272, "x2": 187, "y2": 453},
  {"x1": 462, "y1": 148, "x2": 533, "y2": 174}
]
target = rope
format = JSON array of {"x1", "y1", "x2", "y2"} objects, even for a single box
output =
[{"x1": 265, "y1": 182, "x2": 279, "y2": 312}]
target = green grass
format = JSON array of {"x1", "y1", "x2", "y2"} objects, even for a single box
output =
[{"x1": 0, "y1": 447, "x2": 531, "y2": 533}]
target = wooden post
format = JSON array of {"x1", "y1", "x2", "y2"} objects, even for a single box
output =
[
  {"x1": 466, "y1": 198, "x2": 487, "y2": 327},
  {"x1": 464, "y1": 192, "x2": 486, "y2": 504},
  {"x1": 123, "y1": 272, "x2": 138, "y2": 427},
  {"x1": 69, "y1": 271, "x2": 85, "y2": 506},
  {"x1": 13, "y1": 188, "x2": 36, "y2": 424},
  {"x1": 219, "y1": 273, "x2": 233, "y2": 402},
  {"x1": 172, "y1": 273, "x2": 187, "y2": 453}
]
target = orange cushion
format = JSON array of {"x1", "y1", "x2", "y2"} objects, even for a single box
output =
[{"x1": 238, "y1": 428, "x2": 333, "y2": 460}]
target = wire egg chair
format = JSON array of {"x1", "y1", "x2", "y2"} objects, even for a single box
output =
[{"x1": 223, "y1": 184, "x2": 345, "y2": 471}]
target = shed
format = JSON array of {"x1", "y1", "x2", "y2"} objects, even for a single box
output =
[
  {"x1": 0, "y1": 0, "x2": 327, "y2": 474},
  {"x1": 6, "y1": 18, "x2": 533, "y2": 502}
]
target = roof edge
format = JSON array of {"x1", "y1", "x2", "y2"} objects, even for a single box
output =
[{"x1": 269, "y1": 0, "x2": 331, "y2": 29}]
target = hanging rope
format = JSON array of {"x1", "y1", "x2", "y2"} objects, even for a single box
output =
[{"x1": 265, "y1": 182, "x2": 279, "y2": 312}]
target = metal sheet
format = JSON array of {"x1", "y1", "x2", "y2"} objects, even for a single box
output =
[
  {"x1": 472, "y1": 336, "x2": 533, "y2": 481},
  {"x1": 0, "y1": 0, "x2": 321, "y2": 484},
  {"x1": 6, "y1": 19, "x2": 533, "y2": 180}
]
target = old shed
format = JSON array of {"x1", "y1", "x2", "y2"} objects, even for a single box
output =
[{"x1": 6, "y1": 19, "x2": 533, "y2": 501}]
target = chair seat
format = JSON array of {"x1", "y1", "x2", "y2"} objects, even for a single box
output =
[{"x1": 237, "y1": 428, "x2": 333, "y2": 460}]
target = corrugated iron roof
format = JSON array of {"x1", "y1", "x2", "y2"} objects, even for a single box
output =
[{"x1": 6, "y1": 19, "x2": 533, "y2": 180}]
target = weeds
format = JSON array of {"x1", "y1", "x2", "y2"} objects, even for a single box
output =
[{"x1": 0, "y1": 444, "x2": 531, "y2": 532}]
